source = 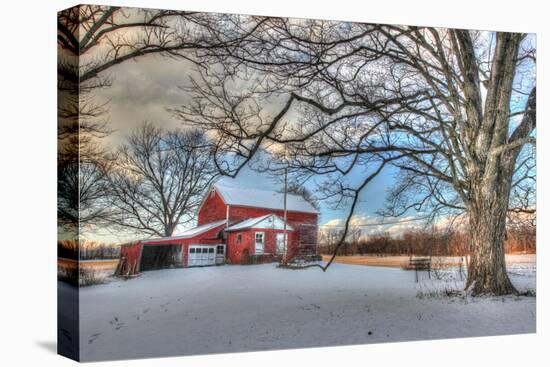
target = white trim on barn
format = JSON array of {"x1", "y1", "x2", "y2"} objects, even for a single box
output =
[
  {"x1": 146, "y1": 220, "x2": 226, "y2": 243},
  {"x1": 254, "y1": 232, "x2": 265, "y2": 254},
  {"x1": 225, "y1": 214, "x2": 294, "y2": 232},
  {"x1": 188, "y1": 245, "x2": 215, "y2": 266},
  {"x1": 188, "y1": 244, "x2": 225, "y2": 266}
]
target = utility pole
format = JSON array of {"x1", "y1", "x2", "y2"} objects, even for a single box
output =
[{"x1": 282, "y1": 168, "x2": 288, "y2": 263}]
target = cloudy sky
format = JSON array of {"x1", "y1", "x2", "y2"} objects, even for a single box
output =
[
  {"x1": 88, "y1": 49, "x2": 423, "y2": 243},
  {"x1": 98, "y1": 55, "x2": 193, "y2": 144},
  {"x1": 84, "y1": 8, "x2": 534, "y2": 243},
  {"x1": 78, "y1": 8, "x2": 533, "y2": 245}
]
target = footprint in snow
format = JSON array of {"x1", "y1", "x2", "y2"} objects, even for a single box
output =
[
  {"x1": 88, "y1": 333, "x2": 101, "y2": 344},
  {"x1": 109, "y1": 316, "x2": 125, "y2": 330}
]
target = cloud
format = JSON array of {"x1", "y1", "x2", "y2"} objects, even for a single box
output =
[
  {"x1": 321, "y1": 212, "x2": 468, "y2": 239},
  {"x1": 95, "y1": 56, "x2": 199, "y2": 145}
]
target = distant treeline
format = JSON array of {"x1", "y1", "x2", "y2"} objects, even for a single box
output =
[
  {"x1": 58, "y1": 240, "x2": 120, "y2": 260},
  {"x1": 319, "y1": 225, "x2": 536, "y2": 256}
]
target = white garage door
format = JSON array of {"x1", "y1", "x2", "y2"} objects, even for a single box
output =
[{"x1": 188, "y1": 245, "x2": 218, "y2": 267}]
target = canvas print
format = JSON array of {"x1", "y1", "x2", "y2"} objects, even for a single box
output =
[{"x1": 57, "y1": 4, "x2": 536, "y2": 362}]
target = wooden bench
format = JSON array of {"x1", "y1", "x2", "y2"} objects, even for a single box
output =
[{"x1": 409, "y1": 257, "x2": 431, "y2": 282}]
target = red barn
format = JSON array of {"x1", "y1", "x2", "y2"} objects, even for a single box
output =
[{"x1": 118, "y1": 182, "x2": 319, "y2": 275}]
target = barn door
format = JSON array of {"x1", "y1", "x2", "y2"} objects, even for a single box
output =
[
  {"x1": 188, "y1": 247, "x2": 198, "y2": 266},
  {"x1": 255, "y1": 232, "x2": 264, "y2": 254},
  {"x1": 215, "y1": 245, "x2": 225, "y2": 265},
  {"x1": 207, "y1": 247, "x2": 215, "y2": 264},
  {"x1": 189, "y1": 245, "x2": 218, "y2": 266},
  {"x1": 200, "y1": 247, "x2": 209, "y2": 265},
  {"x1": 276, "y1": 233, "x2": 287, "y2": 255}
]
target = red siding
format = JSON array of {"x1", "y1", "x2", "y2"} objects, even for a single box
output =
[
  {"x1": 228, "y1": 206, "x2": 316, "y2": 224},
  {"x1": 120, "y1": 223, "x2": 225, "y2": 272},
  {"x1": 197, "y1": 190, "x2": 318, "y2": 262},
  {"x1": 197, "y1": 188, "x2": 318, "y2": 229},
  {"x1": 197, "y1": 190, "x2": 227, "y2": 226},
  {"x1": 119, "y1": 242, "x2": 143, "y2": 276},
  {"x1": 143, "y1": 223, "x2": 225, "y2": 267},
  {"x1": 120, "y1": 187, "x2": 319, "y2": 275},
  {"x1": 226, "y1": 231, "x2": 254, "y2": 264},
  {"x1": 226, "y1": 228, "x2": 295, "y2": 263},
  {"x1": 228, "y1": 206, "x2": 316, "y2": 254}
]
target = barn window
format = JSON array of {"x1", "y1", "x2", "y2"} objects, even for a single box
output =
[
  {"x1": 236, "y1": 233, "x2": 242, "y2": 244},
  {"x1": 208, "y1": 247, "x2": 214, "y2": 253},
  {"x1": 210, "y1": 189, "x2": 215, "y2": 199},
  {"x1": 255, "y1": 232, "x2": 265, "y2": 254}
]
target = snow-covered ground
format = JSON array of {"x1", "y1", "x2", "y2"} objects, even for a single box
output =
[{"x1": 73, "y1": 260, "x2": 536, "y2": 361}]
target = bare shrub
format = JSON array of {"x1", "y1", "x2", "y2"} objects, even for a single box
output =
[
  {"x1": 58, "y1": 263, "x2": 78, "y2": 286},
  {"x1": 58, "y1": 240, "x2": 79, "y2": 260},
  {"x1": 79, "y1": 269, "x2": 109, "y2": 287},
  {"x1": 416, "y1": 287, "x2": 464, "y2": 300},
  {"x1": 431, "y1": 258, "x2": 448, "y2": 280}
]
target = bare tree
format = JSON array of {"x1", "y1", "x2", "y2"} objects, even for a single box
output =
[
  {"x1": 57, "y1": 5, "x2": 193, "y2": 140},
  {"x1": 173, "y1": 18, "x2": 536, "y2": 295},
  {"x1": 58, "y1": 133, "x2": 116, "y2": 228},
  {"x1": 106, "y1": 123, "x2": 217, "y2": 237},
  {"x1": 277, "y1": 182, "x2": 320, "y2": 210},
  {"x1": 57, "y1": 5, "x2": 237, "y2": 230}
]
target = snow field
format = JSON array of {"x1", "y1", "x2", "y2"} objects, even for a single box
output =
[{"x1": 76, "y1": 260, "x2": 536, "y2": 361}]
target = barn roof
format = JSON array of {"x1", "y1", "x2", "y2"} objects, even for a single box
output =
[
  {"x1": 144, "y1": 220, "x2": 226, "y2": 243},
  {"x1": 173, "y1": 219, "x2": 226, "y2": 238},
  {"x1": 213, "y1": 182, "x2": 319, "y2": 214},
  {"x1": 225, "y1": 214, "x2": 294, "y2": 232}
]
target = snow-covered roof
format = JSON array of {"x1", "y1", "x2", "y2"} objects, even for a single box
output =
[
  {"x1": 145, "y1": 220, "x2": 226, "y2": 242},
  {"x1": 213, "y1": 183, "x2": 319, "y2": 214},
  {"x1": 173, "y1": 220, "x2": 226, "y2": 238},
  {"x1": 225, "y1": 214, "x2": 294, "y2": 232}
]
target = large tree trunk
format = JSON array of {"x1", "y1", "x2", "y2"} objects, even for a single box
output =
[
  {"x1": 466, "y1": 205, "x2": 516, "y2": 296},
  {"x1": 465, "y1": 163, "x2": 518, "y2": 296}
]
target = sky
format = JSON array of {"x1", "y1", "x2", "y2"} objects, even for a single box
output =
[
  {"x1": 84, "y1": 12, "x2": 535, "y2": 244},
  {"x1": 88, "y1": 53, "x2": 418, "y2": 243}
]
